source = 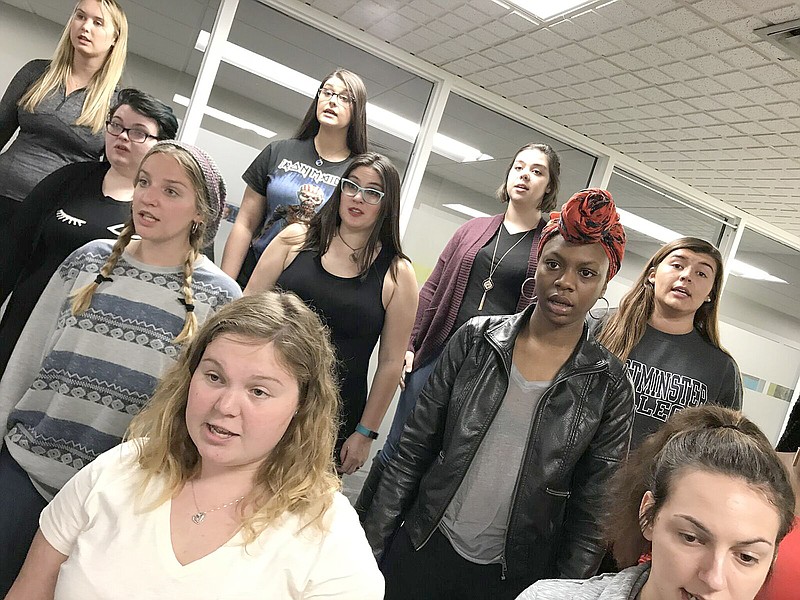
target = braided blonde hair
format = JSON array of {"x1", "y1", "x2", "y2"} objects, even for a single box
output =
[{"x1": 70, "y1": 144, "x2": 215, "y2": 344}]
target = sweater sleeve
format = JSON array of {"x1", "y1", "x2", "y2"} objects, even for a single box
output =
[
  {"x1": 0, "y1": 163, "x2": 79, "y2": 302},
  {"x1": 0, "y1": 260, "x2": 72, "y2": 447},
  {"x1": 0, "y1": 60, "x2": 46, "y2": 149},
  {"x1": 717, "y1": 354, "x2": 743, "y2": 411}
]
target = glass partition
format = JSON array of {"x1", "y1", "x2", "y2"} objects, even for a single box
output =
[
  {"x1": 194, "y1": 0, "x2": 434, "y2": 258},
  {"x1": 605, "y1": 169, "x2": 731, "y2": 306},
  {"x1": 719, "y1": 229, "x2": 800, "y2": 444},
  {"x1": 403, "y1": 92, "x2": 597, "y2": 283}
]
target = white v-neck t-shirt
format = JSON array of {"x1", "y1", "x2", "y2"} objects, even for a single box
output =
[{"x1": 39, "y1": 441, "x2": 384, "y2": 599}]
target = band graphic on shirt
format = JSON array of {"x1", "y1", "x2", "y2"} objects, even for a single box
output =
[
  {"x1": 277, "y1": 158, "x2": 342, "y2": 186},
  {"x1": 627, "y1": 359, "x2": 708, "y2": 422}
]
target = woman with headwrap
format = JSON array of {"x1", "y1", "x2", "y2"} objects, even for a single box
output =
[{"x1": 360, "y1": 189, "x2": 634, "y2": 600}]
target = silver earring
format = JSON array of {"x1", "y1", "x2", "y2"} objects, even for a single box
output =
[
  {"x1": 705, "y1": 297, "x2": 712, "y2": 303},
  {"x1": 191, "y1": 222, "x2": 199, "y2": 235},
  {"x1": 520, "y1": 277, "x2": 536, "y2": 301},
  {"x1": 588, "y1": 297, "x2": 610, "y2": 320}
]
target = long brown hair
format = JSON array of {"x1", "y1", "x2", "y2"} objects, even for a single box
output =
[
  {"x1": 301, "y1": 152, "x2": 408, "y2": 281},
  {"x1": 294, "y1": 69, "x2": 368, "y2": 155},
  {"x1": 70, "y1": 144, "x2": 215, "y2": 343},
  {"x1": 606, "y1": 405, "x2": 795, "y2": 568},
  {"x1": 597, "y1": 237, "x2": 727, "y2": 363},
  {"x1": 495, "y1": 142, "x2": 561, "y2": 213},
  {"x1": 126, "y1": 292, "x2": 342, "y2": 541},
  {"x1": 20, "y1": 0, "x2": 128, "y2": 133}
]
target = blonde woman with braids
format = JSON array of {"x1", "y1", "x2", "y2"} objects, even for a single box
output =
[
  {"x1": 0, "y1": 141, "x2": 240, "y2": 594},
  {"x1": 0, "y1": 0, "x2": 127, "y2": 222},
  {"x1": 596, "y1": 237, "x2": 742, "y2": 449},
  {"x1": 6, "y1": 293, "x2": 384, "y2": 599}
]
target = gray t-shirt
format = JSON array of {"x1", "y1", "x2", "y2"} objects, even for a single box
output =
[{"x1": 440, "y1": 364, "x2": 550, "y2": 564}]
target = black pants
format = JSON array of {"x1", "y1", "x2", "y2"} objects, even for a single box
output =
[
  {"x1": 382, "y1": 526, "x2": 532, "y2": 600},
  {"x1": 0, "y1": 445, "x2": 48, "y2": 597}
]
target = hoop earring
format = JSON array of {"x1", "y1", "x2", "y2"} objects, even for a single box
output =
[
  {"x1": 520, "y1": 277, "x2": 536, "y2": 301},
  {"x1": 588, "y1": 297, "x2": 610, "y2": 320},
  {"x1": 191, "y1": 222, "x2": 199, "y2": 235}
]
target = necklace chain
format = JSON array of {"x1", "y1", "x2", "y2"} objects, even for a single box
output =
[
  {"x1": 336, "y1": 229, "x2": 365, "y2": 263},
  {"x1": 479, "y1": 225, "x2": 531, "y2": 311},
  {"x1": 189, "y1": 480, "x2": 245, "y2": 525}
]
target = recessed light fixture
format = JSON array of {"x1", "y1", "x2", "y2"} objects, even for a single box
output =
[
  {"x1": 172, "y1": 94, "x2": 277, "y2": 139},
  {"x1": 506, "y1": 0, "x2": 603, "y2": 21},
  {"x1": 443, "y1": 204, "x2": 492, "y2": 219},
  {"x1": 194, "y1": 32, "x2": 492, "y2": 163}
]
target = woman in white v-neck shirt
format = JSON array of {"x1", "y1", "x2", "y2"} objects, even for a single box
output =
[{"x1": 6, "y1": 293, "x2": 383, "y2": 600}]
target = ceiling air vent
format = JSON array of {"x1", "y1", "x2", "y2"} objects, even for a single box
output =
[{"x1": 754, "y1": 19, "x2": 800, "y2": 61}]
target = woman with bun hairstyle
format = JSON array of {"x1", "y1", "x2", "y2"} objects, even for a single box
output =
[
  {"x1": 221, "y1": 68, "x2": 368, "y2": 288},
  {"x1": 518, "y1": 405, "x2": 796, "y2": 600},
  {"x1": 0, "y1": 88, "x2": 178, "y2": 378},
  {"x1": 6, "y1": 293, "x2": 383, "y2": 599},
  {"x1": 596, "y1": 237, "x2": 742, "y2": 449},
  {"x1": 361, "y1": 189, "x2": 633, "y2": 599},
  {"x1": 0, "y1": 141, "x2": 241, "y2": 595},
  {"x1": 0, "y1": 0, "x2": 128, "y2": 221},
  {"x1": 356, "y1": 142, "x2": 558, "y2": 513}
]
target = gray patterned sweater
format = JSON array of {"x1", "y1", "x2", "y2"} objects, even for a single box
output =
[{"x1": 0, "y1": 239, "x2": 241, "y2": 500}]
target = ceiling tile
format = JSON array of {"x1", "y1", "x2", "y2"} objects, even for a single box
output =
[{"x1": 658, "y1": 7, "x2": 711, "y2": 34}]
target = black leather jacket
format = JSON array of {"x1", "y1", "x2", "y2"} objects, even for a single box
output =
[{"x1": 361, "y1": 304, "x2": 634, "y2": 581}]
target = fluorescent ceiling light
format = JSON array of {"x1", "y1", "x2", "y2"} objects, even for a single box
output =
[
  {"x1": 195, "y1": 32, "x2": 492, "y2": 163},
  {"x1": 443, "y1": 204, "x2": 491, "y2": 219},
  {"x1": 507, "y1": 0, "x2": 597, "y2": 21},
  {"x1": 172, "y1": 93, "x2": 277, "y2": 139}
]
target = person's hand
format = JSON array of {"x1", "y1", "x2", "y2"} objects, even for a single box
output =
[
  {"x1": 338, "y1": 431, "x2": 373, "y2": 475},
  {"x1": 399, "y1": 351, "x2": 414, "y2": 390}
]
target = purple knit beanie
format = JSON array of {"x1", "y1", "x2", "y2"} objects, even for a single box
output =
[{"x1": 152, "y1": 140, "x2": 227, "y2": 247}]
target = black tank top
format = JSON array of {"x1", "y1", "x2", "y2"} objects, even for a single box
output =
[{"x1": 276, "y1": 245, "x2": 394, "y2": 443}]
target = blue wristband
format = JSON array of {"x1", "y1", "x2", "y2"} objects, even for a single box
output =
[{"x1": 355, "y1": 423, "x2": 379, "y2": 439}]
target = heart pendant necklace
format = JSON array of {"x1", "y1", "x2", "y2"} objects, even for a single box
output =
[{"x1": 189, "y1": 480, "x2": 245, "y2": 525}]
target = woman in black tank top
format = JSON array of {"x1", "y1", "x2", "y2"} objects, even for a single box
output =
[{"x1": 243, "y1": 153, "x2": 418, "y2": 475}]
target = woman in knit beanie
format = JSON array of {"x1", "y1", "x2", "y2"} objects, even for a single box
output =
[
  {"x1": 0, "y1": 141, "x2": 241, "y2": 591},
  {"x1": 361, "y1": 188, "x2": 634, "y2": 600}
]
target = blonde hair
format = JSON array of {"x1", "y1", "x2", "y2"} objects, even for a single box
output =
[
  {"x1": 126, "y1": 292, "x2": 342, "y2": 542},
  {"x1": 70, "y1": 143, "x2": 213, "y2": 343},
  {"x1": 20, "y1": 0, "x2": 128, "y2": 133}
]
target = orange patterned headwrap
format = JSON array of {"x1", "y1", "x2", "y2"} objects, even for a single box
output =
[{"x1": 537, "y1": 188, "x2": 626, "y2": 280}]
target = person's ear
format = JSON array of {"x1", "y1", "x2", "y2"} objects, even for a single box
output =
[
  {"x1": 640, "y1": 490, "x2": 655, "y2": 541},
  {"x1": 646, "y1": 268, "x2": 656, "y2": 286}
]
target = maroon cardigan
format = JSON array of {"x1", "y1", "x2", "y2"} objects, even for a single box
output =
[{"x1": 409, "y1": 213, "x2": 546, "y2": 367}]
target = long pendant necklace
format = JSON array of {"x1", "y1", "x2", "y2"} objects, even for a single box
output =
[
  {"x1": 189, "y1": 480, "x2": 245, "y2": 525},
  {"x1": 478, "y1": 226, "x2": 531, "y2": 311},
  {"x1": 337, "y1": 230, "x2": 365, "y2": 263}
]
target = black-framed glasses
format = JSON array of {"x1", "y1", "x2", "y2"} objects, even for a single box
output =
[
  {"x1": 341, "y1": 178, "x2": 384, "y2": 204},
  {"x1": 105, "y1": 121, "x2": 159, "y2": 144},
  {"x1": 318, "y1": 87, "x2": 354, "y2": 106}
]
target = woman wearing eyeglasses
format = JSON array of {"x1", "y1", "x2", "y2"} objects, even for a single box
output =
[
  {"x1": 221, "y1": 69, "x2": 369, "y2": 288},
  {"x1": 245, "y1": 153, "x2": 418, "y2": 476},
  {"x1": 0, "y1": 88, "x2": 177, "y2": 378}
]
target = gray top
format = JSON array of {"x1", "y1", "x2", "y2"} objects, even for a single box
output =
[
  {"x1": 516, "y1": 563, "x2": 650, "y2": 599},
  {"x1": 0, "y1": 60, "x2": 108, "y2": 202},
  {"x1": 440, "y1": 364, "x2": 549, "y2": 564}
]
